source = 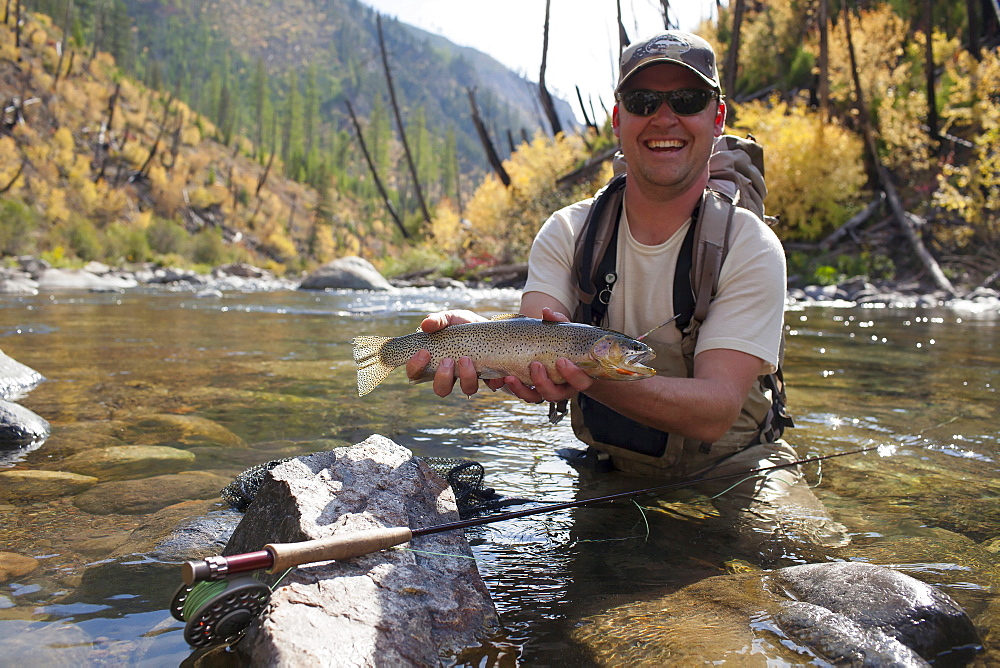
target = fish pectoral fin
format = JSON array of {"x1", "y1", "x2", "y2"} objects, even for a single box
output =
[
  {"x1": 477, "y1": 367, "x2": 507, "y2": 380},
  {"x1": 408, "y1": 370, "x2": 436, "y2": 385},
  {"x1": 490, "y1": 313, "x2": 528, "y2": 321},
  {"x1": 575, "y1": 360, "x2": 601, "y2": 373}
]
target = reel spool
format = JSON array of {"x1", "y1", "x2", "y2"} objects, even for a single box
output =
[{"x1": 171, "y1": 576, "x2": 271, "y2": 648}]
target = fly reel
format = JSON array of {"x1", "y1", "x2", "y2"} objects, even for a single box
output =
[{"x1": 170, "y1": 576, "x2": 271, "y2": 648}]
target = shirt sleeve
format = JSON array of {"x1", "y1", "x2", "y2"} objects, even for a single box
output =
[{"x1": 695, "y1": 208, "x2": 786, "y2": 374}]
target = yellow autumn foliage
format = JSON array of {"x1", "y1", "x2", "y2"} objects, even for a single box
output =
[
  {"x1": 731, "y1": 96, "x2": 868, "y2": 241},
  {"x1": 935, "y1": 48, "x2": 1000, "y2": 247},
  {"x1": 462, "y1": 132, "x2": 605, "y2": 264}
]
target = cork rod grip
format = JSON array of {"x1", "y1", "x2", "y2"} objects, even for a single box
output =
[{"x1": 265, "y1": 526, "x2": 414, "y2": 572}]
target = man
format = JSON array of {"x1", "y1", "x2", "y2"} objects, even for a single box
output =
[{"x1": 407, "y1": 31, "x2": 848, "y2": 558}]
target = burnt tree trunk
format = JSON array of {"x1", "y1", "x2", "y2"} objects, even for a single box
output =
[
  {"x1": 376, "y1": 15, "x2": 431, "y2": 226},
  {"x1": 723, "y1": 0, "x2": 746, "y2": 99},
  {"x1": 818, "y1": 0, "x2": 830, "y2": 117},
  {"x1": 538, "y1": 0, "x2": 562, "y2": 136},
  {"x1": 923, "y1": 0, "x2": 940, "y2": 150},
  {"x1": 467, "y1": 88, "x2": 510, "y2": 187},
  {"x1": 53, "y1": 0, "x2": 72, "y2": 88},
  {"x1": 345, "y1": 98, "x2": 408, "y2": 238}
]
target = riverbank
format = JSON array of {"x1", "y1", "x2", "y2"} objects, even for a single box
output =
[{"x1": 1, "y1": 255, "x2": 998, "y2": 315}]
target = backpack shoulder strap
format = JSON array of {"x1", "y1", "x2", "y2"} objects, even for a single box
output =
[
  {"x1": 573, "y1": 173, "x2": 626, "y2": 324},
  {"x1": 687, "y1": 189, "x2": 736, "y2": 328}
]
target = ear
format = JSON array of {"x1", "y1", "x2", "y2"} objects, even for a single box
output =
[
  {"x1": 714, "y1": 98, "x2": 727, "y2": 137},
  {"x1": 612, "y1": 104, "x2": 621, "y2": 138}
]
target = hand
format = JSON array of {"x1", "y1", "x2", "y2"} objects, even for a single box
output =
[
  {"x1": 500, "y1": 357, "x2": 595, "y2": 403},
  {"x1": 405, "y1": 310, "x2": 487, "y2": 397}
]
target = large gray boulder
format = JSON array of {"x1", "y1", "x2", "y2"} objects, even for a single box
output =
[
  {"x1": 768, "y1": 562, "x2": 982, "y2": 665},
  {"x1": 35, "y1": 267, "x2": 138, "y2": 291},
  {"x1": 223, "y1": 435, "x2": 499, "y2": 666},
  {"x1": 573, "y1": 561, "x2": 981, "y2": 665},
  {"x1": 298, "y1": 256, "x2": 394, "y2": 291}
]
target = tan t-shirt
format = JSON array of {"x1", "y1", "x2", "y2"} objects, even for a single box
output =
[{"x1": 523, "y1": 197, "x2": 786, "y2": 375}]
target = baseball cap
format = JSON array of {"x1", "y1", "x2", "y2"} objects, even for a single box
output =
[{"x1": 616, "y1": 31, "x2": 721, "y2": 95}]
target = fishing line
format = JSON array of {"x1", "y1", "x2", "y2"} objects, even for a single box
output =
[{"x1": 636, "y1": 313, "x2": 681, "y2": 341}]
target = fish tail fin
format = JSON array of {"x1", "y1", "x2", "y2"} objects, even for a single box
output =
[{"x1": 351, "y1": 335, "x2": 396, "y2": 396}]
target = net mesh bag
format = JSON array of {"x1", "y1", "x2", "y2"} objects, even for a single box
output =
[{"x1": 221, "y1": 455, "x2": 529, "y2": 519}]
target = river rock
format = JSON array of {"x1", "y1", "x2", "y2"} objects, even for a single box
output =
[
  {"x1": 0, "y1": 275, "x2": 39, "y2": 295},
  {"x1": 128, "y1": 413, "x2": 247, "y2": 449},
  {"x1": 223, "y1": 434, "x2": 499, "y2": 665},
  {"x1": 572, "y1": 562, "x2": 981, "y2": 665},
  {"x1": 0, "y1": 469, "x2": 98, "y2": 502},
  {"x1": 72, "y1": 471, "x2": 231, "y2": 515},
  {"x1": 0, "y1": 552, "x2": 39, "y2": 582},
  {"x1": 768, "y1": 561, "x2": 981, "y2": 664},
  {"x1": 0, "y1": 348, "x2": 44, "y2": 400},
  {"x1": 34, "y1": 267, "x2": 137, "y2": 291},
  {"x1": 0, "y1": 399, "x2": 50, "y2": 447},
  {"x1": 54, "y1": 445, "x2": 196, "y2": 480},
  {"x1": 298, "y1": 256, "x2": 394, "y2": 291}
]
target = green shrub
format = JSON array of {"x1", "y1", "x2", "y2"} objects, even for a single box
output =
[
  {"x1": 0, "y1": 199, "x2": 39, "y2": 256},
  {"x1": 67, "y1": 219, "x2": 103, "y2": 261},
  {"x1": 191, "y1": 227, "x2": 228, "y2": 266},
  {"x1": 147, "y1": 217, "x2": 189, "y2": 256},
  {"x1": 106, "y1": 222, "x2": 152, "y2": 263}
]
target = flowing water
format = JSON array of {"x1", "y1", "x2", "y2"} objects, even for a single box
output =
[{"x1": 0, "y1": 287, "x2": 997, "y2": 666}]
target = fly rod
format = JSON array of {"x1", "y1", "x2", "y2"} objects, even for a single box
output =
[{"x1": 182, "y1": 444, "x2": 883, "y2": 585}]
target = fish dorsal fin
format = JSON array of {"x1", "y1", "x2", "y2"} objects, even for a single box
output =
[{"x1": 490, "y1": 313, "x2": 529, "y2": 321}]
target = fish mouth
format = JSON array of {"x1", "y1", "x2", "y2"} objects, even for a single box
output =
[{"x1": 615, "y1": 347, "x2": 656, "y2": 377}]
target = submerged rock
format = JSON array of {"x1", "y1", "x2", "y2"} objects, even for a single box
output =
[
  {"x1": 129, "y1": 413, "x2": 247, "y2": 450},
  {"x1": 223, "y1": 434, "x2": 499, "y2": 665},
  {"x1": 0, "y1": 469, "x2": 98, "y2": 502},
  {"x1": 0, "y1": 552, "x2": 39, "y2": 582},
  {"x1": 71, "y1": 471, "x2": 231, "y2": 515},
  {"x1": 54, "y1": 445, "x2": 196, "y2": 480}
]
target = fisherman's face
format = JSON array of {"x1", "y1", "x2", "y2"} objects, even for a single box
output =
[{"x1": 613, "y1": 64, "x2": 726, "y2": 201}]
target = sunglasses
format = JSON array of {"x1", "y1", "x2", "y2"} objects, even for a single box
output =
[{"x1": 618, "y1": 88, "x2": 719, "y2": 116}]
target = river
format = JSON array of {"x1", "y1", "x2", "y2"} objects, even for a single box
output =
[{"x1": 0, "y1": 287, "x2": 997, "y2": 665}]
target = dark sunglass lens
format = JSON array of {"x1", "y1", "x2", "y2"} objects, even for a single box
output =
[
  {"x1": 669, "y1": 89, "x2": 712, "y2": 115},
  {"x1": 623, "y1": 90, "x2": 661, "y2": 116}
]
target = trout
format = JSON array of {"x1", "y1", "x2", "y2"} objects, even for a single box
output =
[{"x1": 351, "y1": 314, "x2": 656, "y2": 396}]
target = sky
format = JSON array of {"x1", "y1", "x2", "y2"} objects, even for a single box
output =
[{"x1": 359, "y1": 0, "x2": 717, "y2": 123}]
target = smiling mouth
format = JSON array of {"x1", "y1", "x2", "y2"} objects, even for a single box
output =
[{"x1": 645, "y1": 139, "x2": 685, "y2": 150}]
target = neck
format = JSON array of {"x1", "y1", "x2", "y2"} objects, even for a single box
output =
[{"x1": 623, "y1": 177, "x2": 706, "y2": 245}]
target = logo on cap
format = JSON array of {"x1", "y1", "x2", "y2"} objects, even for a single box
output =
[{"x1": 632, "y1": 33, "x2": 693, "y2": 62}]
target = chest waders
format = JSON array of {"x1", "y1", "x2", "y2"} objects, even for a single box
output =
[{"x1": 568, "y1": 175, "x2": 793, "y2": 477}]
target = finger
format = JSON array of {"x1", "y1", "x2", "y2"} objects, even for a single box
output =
[
  {"x1": 432, "y1": 358, "x2": 457, "y2": 397},
  {"x1": 405, "y1": 349, "x2": 431, "y2": 381},
  {"x1": 456, "y1": 356, "x2": 480, "y2": 396},
  {"x1": 503, "y1": 375, "x2": 545, "y2": 404},
  {"x1": 421, "y1": 309, "x2": 486, "y2": 333},
  {"x1": 484, "y1": 378, "x2": 506, "y2": 391},
  {"x1": 555, "y1": 357, "x2": 594, "y2": 392},
  {"x1": 420, "y1": 312, "x2": 453, "y2": 333},
  {"x1": 540, "y1": 307, "x2": 570, "y2": 323}
]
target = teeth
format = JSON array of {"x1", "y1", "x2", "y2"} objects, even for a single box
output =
[{"x1": 646, "y1": 139, "x2": 684, "y2": 149}]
